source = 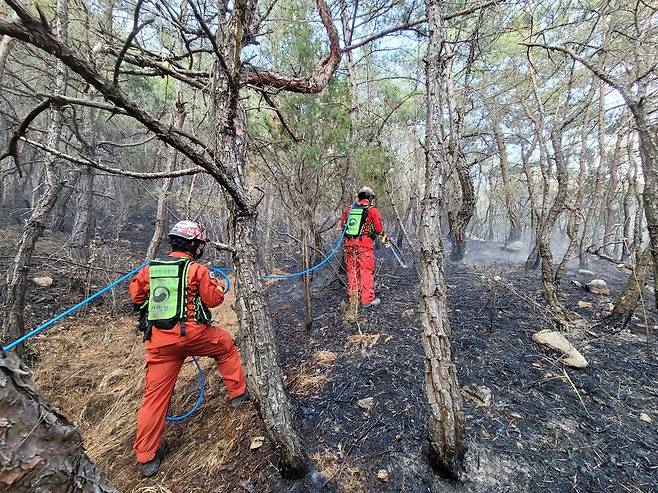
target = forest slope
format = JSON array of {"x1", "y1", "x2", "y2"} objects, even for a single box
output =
[{"x1": 3, "y1": 229, "x2": 657, "y2": 493}]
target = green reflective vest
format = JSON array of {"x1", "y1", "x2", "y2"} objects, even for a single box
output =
[{"x1": 148, "y1": 257, "x2": 191, "y2": 331}]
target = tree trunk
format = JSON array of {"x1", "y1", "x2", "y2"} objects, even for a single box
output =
[
  {"x1": 631, "y1": 158, "x2": 643, "y2": 252},
  {"x1": 556, "y1": 82, "x2": 596, "y2": 280},
  {"x1": 630, "y1": 106, "x2": 658, "y2": 309},
  {"x1": 2, "y1": 0, "x2": 68, "y2": 351},
  {"x1": 609, "y1": 247, "x2": 652, "y2": 325},
  {"x1": 212, "y1": 2, "x2": 306, "y2": 475},
  {"x1": 70, "y1": 93, "x2": 98, "y2": 291},
  {"x1": 601, "y1": 133, "x2": 623, "y2": 255},
  {"x1": 538, "y1": 130, "x2": 573, "y2": 325},
  {"x1": 421, "y1": 0, "x2": 466, "y2": 478},
  {"x1": 50, "y1": 172, "x2": 77, "y2": 232},
  {"x1": 523, "y1": 63, "x2": 551, "y2": 270},
  {"x1": 2, "y1": 182, "x2": 64, "y2": 349},
  {"x1": 0, "y1": 35, "x2": 15, "y2": 77},
  {"x1": 487, "y1": 103, "x2": 522, "y2": 242},
  {"x1": 579, "y1": 80, "x2": 607, "y2": 266},
  {"x1": 0, "y1": 351, "x2": 116, "y2": 492},
  {"x1": 229, "y1": 212, "x2": 306, "y2": 476},
  {"x1": 146, "y1": 100, "x2": 186, "y2": 260},
  {"x1": 621, "y1": 175, "x2": 633, "y2": 259},
  {"x1": 302, "y1": 226, "x2": 313, "y2": 330},
  {"x1": 449, "y1": 161, "x2": 475, "y2": 261}
]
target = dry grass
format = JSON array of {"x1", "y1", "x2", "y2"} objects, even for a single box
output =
[
  {"x1": 286, "y1": 350, "x2": 337, "y2": 396},
  {"x1": 30, "y1": 286, "x2": 266, "y2": 493},
  {"x1": 315, "y1": 350, "x2": 337, "y2": 366},
  {"x1": 346, "y1": 334, "x2": 382, "y2": 349},
  {"x1": 308, "y1": 448, "x2": 367, "y2": 492},
  {"x1": 344, "y1": 296, "x2": 360, "y2": 322}
]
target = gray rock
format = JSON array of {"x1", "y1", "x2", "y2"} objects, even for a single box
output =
[
  {"x1": 32, "y1": 276, "x2": 53, "y2": 288},
  {"x1": 587, "y1": 279, "x2": 609, "y2": 295},
  {"x1": 532, "y1": 329, "x2": 588, "y2": 368}
]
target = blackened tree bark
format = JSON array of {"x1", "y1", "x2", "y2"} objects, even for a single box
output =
[
  {"x1": 420, "y1": 0, "x2": 466, "y2": 479},
  {"x1": 211, "y1": 0, "x2": 307, "y2": 475},
  {"x1": 0, "y1": 351, "x2": 116, "y2": 492}
]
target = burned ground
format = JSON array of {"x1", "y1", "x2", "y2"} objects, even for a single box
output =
[
  {"x1": 269, "y1": 242, "x2": 657, "y2": 493},
  {"x1": 3, "y1": 229, "x2": 657, "y2": 493}
]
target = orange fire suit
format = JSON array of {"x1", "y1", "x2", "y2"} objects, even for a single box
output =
[
  {"x1": 128, "y1": 251, "x2": 247, "y2": 464},
  {"x1": 341, "y1": 199, "x2": 384, "y2": 305}
]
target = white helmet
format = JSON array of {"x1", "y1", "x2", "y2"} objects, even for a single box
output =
[
  {"x1": 168, "y1": 220, "x2": 207, "y2": 242},
  {"x1": 358, "y1": 186, "x2": 374, "y2": 199}
]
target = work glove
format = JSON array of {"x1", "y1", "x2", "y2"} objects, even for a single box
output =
[{"x1": 381, "y1": 234, "x2": 389, "y2": 244}]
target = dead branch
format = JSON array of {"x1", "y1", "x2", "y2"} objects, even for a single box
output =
[
  {"x1": 522, "y1": 42, "x2": 631, "y2": 102},
  {"x1": 0, "y1": 97, "x2": 52, "y2": 176},
  {"x1": 117, "y1": 52, "x2": 210, "y2": 90},
  {"x1": 22, "y1": 137, "x2": 204, "y2": 179},
  {"x1": 342, "y1": 0, "x2": 502, "y2": 52},
  {"x1": 187, "y1": 0, "x2": 235, "y2": 87},
  {"x1": 259, "y1": 91, "x2": 300, "y2": 142},
  {"x1": 113, "y1": 0, "x2": 153, "y2": 86},
  {"x1": 210, "y1": 240, "x2": 237, "y2": 253}
]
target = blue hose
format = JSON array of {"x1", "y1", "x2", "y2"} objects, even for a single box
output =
[
  {"x1": 4, "y1": 206, "x2": 354, "y2": 421},
  {"x1": 165, "y1": 356, "x2": 206, "y2": 422},
  {"x1": 1, "y1": 262, "x2": 148, "y2": 352},
  {"x1": 262, "y1": 203, "x2": 353, "y2": 280},
  {"x1": 211, "y1": 267, "x2": 231, "y2": 293}
]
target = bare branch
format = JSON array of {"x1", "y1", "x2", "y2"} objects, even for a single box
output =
[
  {"x1": 34, "y1": 94, "x2": 210, "y2": 150},
  {"x1": 117, "y1": 51, "x2": 210, "y2": 90},
  {"x1": 187, "y1": 0, "x2": 235, "y2": 87},
  {"x1": 342, "y1": 0, "x2": 502, "y2": 52},
  {"x1": 522, "y1": 42, "x2": 632, "y2": 103},
  {"x1": 0, "y1": 97, "x2": 52, "y2": 176},
  {"x1": 259, "y1": 91, "x2": 300, "y2": 142},
  {"x1": 0, "y1": 1, "x2": 252, "y2": 211},
  {"x1": 210, "y1": 240, "x2": 236, "y2": 253},
  {"x1": 113, "y1": 0, "x2": 153, "y2": 86},
  {"x1": 21, "y1": 137, "x2": 205, "y2": 179}
]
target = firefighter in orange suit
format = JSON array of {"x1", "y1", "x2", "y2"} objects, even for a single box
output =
[
  {"x1": 341, "y1": 186, "x2": 387, "y2": 306},
  {"x1": 129, "y1": 220, "x2": 247, "y2": 477}
]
